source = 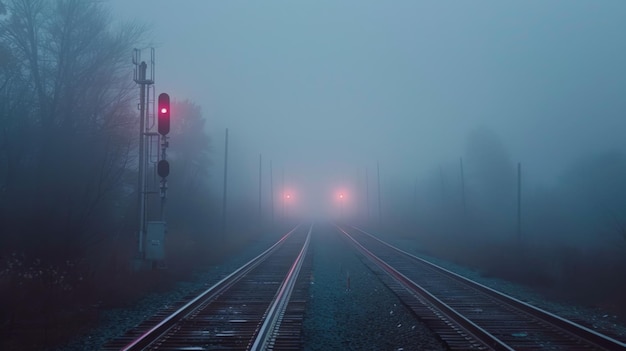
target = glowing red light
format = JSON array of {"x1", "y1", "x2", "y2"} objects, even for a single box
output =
[{"x1": 160, "y1": 107, "x2": 168, "y2": 114}]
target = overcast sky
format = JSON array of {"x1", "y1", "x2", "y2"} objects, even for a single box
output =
[{"x1": 110, "y1": 1, "x2": 626, "y2": 217}]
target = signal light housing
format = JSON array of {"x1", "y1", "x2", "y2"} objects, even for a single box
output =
[
  {"x1": 158, "y1": 93, "x2": 170, "y2": 135},
  {"x1": 157, "y1": 160, "x2": 170, "y2": 178}
]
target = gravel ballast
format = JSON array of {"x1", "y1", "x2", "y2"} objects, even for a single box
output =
[
  {"x1": 55, "y1": 234, "x2": 279, "y2": 351},
  {"x1": 57, "y1": 224, "x2": 626, "y2": 350},
  {"x1": 302, "y1": 225, "x2": 447, "y2": 350}
]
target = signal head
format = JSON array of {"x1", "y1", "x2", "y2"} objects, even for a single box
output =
[{"x1": 158, "y1": 93, "x2": 170, "y2": 135}]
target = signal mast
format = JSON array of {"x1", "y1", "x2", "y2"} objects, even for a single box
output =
[{"x1": 133, "y1": 48, "x2": 170, "y2": 269}]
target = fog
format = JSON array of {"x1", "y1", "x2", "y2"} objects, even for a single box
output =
[
  {"x1": 109, "y1": 0, "x2": 626, "y2": 219},
  {"x1": 2, "y1": 2, "x2": 626, "y2": 348}
]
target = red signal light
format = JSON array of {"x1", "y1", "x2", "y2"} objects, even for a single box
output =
[{"x1": 158, "y1": 93, "x2": 170, "y2": 136}]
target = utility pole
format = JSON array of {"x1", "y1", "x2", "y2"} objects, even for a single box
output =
[
  {"x1": 414, "y1": 176, "x2": 418, "y2": 209},
  {"x1": 258, "y1": 153, "x2": 262, "y2": 220},
  {"x1": 222, "y1": 128, "x2": 229, "y2": 230},
  {"x1": 460, "y1": 157, "x2": 466, "y2": 216},
  {"x1": 377, "y1": 161, "x2": 382, "y2": 223},
  {"x1": 517, "y1": 162, "x2": 522, "y2": 240},
  {"x1": 366, "y1": 168, "x2": 370, "y2": 220},
  {"x1": 270, "y1": 160, "x2": 274, "y2": 222},
  {"x1": 439, "y1": 165, "x2": 446, "y2": 205}
]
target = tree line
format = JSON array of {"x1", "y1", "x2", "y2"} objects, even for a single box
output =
[{"x1": 0, "y1": 0, "x2": 213, "y2": 275}]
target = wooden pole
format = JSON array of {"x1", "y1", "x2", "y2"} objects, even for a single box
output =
[
  {"x1": 270, "y1": 160, "x2": 274, "y2": 222},
  {"x1": 439, "y1": 165, "x2": 445, "y2": 205},
  {"x1": 377, "y1": 161, "x2": 382, "y2": 223},
  {"x1": 258, "y1": 153, "x2": 262, "y2": 220},
  {"x1": 460, "y1": 157, "x2": 466, "y2": 215},
  {"x1": 365, "y1": 167, "x2": 370, "y2": 220},
  {"x1": 517, "y1": 162, "x2": 522, "y2": 240},
  {"x1": 222, "y1": 128, "x2": 229, "y2": 230}
]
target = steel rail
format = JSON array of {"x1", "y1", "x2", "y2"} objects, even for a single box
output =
[
  {"x1": 118, "y1": 224, "x2": 301, "y2": 351},
  {"x1": 348, "y1": 225, "x2": 626, "y2": 351},
  {"x1": 337, "y1": 225, "x2": 513, "y2": 350},
  {"x1": 249, "y1": 224, "x2": 312, "y2": 351}
]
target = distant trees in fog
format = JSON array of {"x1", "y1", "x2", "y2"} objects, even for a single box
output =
[
  {"x1": 0, "y1": 0, "x2": 218, "y2": 271},
  {"x1": 0, "y1": 0, "x2": 145, "y2": 258},
  {"x1": 551, "y1": 150, "x2": 626, "y2": 246},
  {"x1": 464, "y1": 127, "x2": 516, "y2": 215},
  {"x1": 409, "y1": 127, "x2": 626, "y2": 249},
  {"x1": 163, "y1": 100, "x2": 214, "y2": 237},
  {"x1": 409, "y1": 137, "x2": 626, "y2": 314}
]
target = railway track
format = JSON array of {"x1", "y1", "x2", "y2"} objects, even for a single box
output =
[
  {"x1": 102, "y1": 224, "x2": 312, "y2": 351},
  {"x1": 338, "y1": 225, "x2": 626, "y2": 351}
]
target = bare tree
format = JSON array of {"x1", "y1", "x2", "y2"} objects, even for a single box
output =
[{"x1": 0, "y1": 0, "x2": 146, "y2": 258}]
